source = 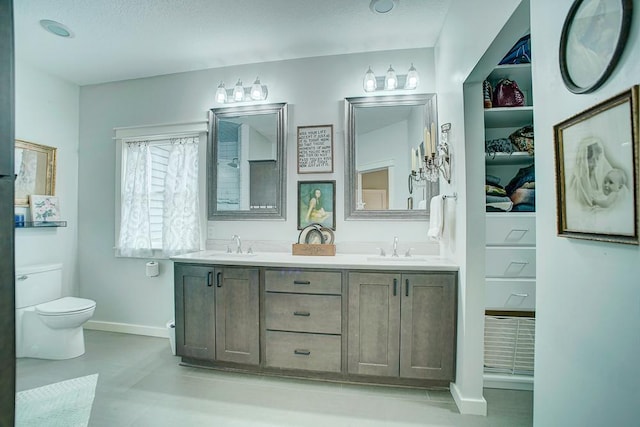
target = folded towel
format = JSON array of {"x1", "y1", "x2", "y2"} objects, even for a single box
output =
[{"x1": 427, "y1": 195, "x2": 444, "y2": 241}]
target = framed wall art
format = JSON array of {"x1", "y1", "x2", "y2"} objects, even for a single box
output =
[
  {"x1": 554, "y1": 85, "x2": 639, "y2": 244},
  {"x1": 559, "y1": 0, "x2": 633, "y2": 94},
  {"x1": 14, "y1": 140, "x2": 57, "y2": 206},
  {"x1": 297, "y1": 180, "x2": 336, "y2": 230},
  {"x1": 297, "y1": 125, "x2": 333, "y2": 173},
  {"x1": 29, "y1": 195, "x2": 61, "y2": 224}
]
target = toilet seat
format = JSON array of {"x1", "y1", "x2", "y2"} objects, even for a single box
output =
[{"x1": 36, "y1": 297, "x2": 96, "y2": 316}]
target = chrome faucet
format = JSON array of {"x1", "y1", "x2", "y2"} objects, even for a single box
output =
[
  {"x1": 392, "y1": 236, "x2": 399, "y2": 257},
  {"x1": 232, "y1": 234, "x2": 242, "y2": 254}
]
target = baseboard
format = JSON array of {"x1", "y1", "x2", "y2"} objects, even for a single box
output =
[
  {"x1": 450, "y1": 382, "x2": 488, "y2": 416},
  {"x1": 85, "y1": 320, "x2": 168, "y2": 338},
  {"x1": 483, "y1": 373, "x2": 534, "y2": 391}
]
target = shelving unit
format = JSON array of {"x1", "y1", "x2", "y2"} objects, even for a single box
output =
[
  {"x1": 483, "y1": 44, "x2": 535, "y2": 391},
  {"x1": 15, "y1": 221, "x2": 67, "y2": 228}
]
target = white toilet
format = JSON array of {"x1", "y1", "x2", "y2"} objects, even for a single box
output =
[{"x1": 15, "y1": 264, "x2": 96, "y2": 360}]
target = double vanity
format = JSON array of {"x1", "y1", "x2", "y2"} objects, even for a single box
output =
[{"x1": 172, "y1": 251, "x2": 458, "y2": 388}]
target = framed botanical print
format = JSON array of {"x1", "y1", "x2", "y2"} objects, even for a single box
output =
[{"x1": 554, "y1": 85, "x2": 639, "y2": 244}]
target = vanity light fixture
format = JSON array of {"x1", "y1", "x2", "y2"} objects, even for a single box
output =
[
  {"x1": 214, "y1": 77, "x2": 269, "y2": 103},
  {"x1": 362, "y1": 64, "x2": 420, "y2": 93},
  {"x1": 384, "y1": 65, "x2": 397, "y2": 90}
]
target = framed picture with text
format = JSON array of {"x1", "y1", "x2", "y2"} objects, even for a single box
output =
[
  {"x1": 554, "y1": 85, "x2": 639, "y2": 244},
  {"x1": 297, "y1": 125, "x2": 333, "y2": 173}
]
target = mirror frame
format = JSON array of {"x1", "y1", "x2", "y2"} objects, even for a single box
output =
[
  {"x1": 344, "y1": 94, "x2": 438, "y2": 220},
  {"x1": 14, "y1": 139, "x2": 57, "y2": 207},
  {"x1": 207, "y1": 102, "x2": 287, "y2": 220}
]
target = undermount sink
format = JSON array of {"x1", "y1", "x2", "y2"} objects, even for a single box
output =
[{"x1": 366, "y1": 255, "x2": 431, "y2": 262}]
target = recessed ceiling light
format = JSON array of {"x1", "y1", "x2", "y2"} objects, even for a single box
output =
[
  {"x1": 39, "y1": 19, "x2": 73, "y2": 38},
  {"x1": 369, "y1": 0, "x2": 398, "y2": 14}
]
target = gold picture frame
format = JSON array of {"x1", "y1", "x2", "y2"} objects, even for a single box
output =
[
  {"x1": 554, "y1": 85, "x2": 639, "y2": 244},
  {"x1": 14, "y1": 140, "x2": 57, "y2": 207}
]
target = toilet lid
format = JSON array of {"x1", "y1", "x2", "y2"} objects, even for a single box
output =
[{"x1": 36, "y1": 297, "x2": 96, "y2": 315}]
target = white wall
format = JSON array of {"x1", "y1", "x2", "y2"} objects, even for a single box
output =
[
  {"x1": 434, "y1": 0, "x2": 525, "y2": 415},
  {"x1": 531, "y1": 1, "x2": 640, "y2": 425},
  {"x1": 77, "y1": 49, "x2": 435, "y2": 333},
  {"x1": 14, "y1": 61, "x2": 79, "y2": 297}
]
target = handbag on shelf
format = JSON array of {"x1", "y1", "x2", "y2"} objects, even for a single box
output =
[{"x1": 493, "y1": 78, "x2": 525, "y2": 107}]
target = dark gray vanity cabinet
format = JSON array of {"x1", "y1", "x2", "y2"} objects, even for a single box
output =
[
  {"x1": 214, "y1": 266, "x2": 260, "y2": 365},
  {"x1": 174, "y1": 264, "x2": 216, "y2": 360},
  {"x1": 348, "y1": 272, "x2": 457, "y2": 381}
]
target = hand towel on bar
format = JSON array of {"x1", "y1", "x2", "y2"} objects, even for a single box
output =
[{"x1": 427, "y1": 195, "x2": 444, "y2": 241}]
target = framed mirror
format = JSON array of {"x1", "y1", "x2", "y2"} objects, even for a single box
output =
[
  {"x1": 345, "y1": 94, "x2": 439, "y2": 220},
  {"x1": 208, "y1": 103, "x2": 287, "y2": 220},
  {"x1": 14, "y1": 139, "x2": 57, "y2": 207}
]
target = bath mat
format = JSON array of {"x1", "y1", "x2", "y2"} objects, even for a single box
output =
[{"x1": 16, "y1": 373, "x2": 98, "y2": 427}]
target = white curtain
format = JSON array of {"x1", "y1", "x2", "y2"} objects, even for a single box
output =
[
  {"x1": 162, "y1": 137, "x2": 200, "y2": 256},
  {"x1": 118, "y1": 142, "x2": 153, "y2": 257}
]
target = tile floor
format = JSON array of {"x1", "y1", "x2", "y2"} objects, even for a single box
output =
[{"x1": 16, "y1": 330, "x2": 532, "y2": 426}]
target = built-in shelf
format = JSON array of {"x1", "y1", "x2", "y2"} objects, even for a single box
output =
[
  {"x1": 484, "y1": 106, "x2": 533, "y2": 128},
  {"x1": 15, "y1": 221, "x2": 67, "y2": 228},
  {"x1": 485, "y1": 151, "x2": 534, "y2": 165}
]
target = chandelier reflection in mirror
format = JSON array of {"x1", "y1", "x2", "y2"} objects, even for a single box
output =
[
  {"x1": 215, "y1": 77, "x2": 268, "y2": 103},
  {"x1": 410, "y1": 122, "x2": 451, "y2": 184}
]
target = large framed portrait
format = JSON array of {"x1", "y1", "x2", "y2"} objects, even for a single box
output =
[
  {"x1": 297, "y1": 180, "x2": 336, "y2": 230},
  {"x1": 559, "y1": 0, "x2": 633, "y2": 94},
  {"x1": 554, "y1": 85, "x2": 639, "y2": 244}
]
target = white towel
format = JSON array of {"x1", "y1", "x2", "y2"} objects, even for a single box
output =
[{"x1": 427, "y1": 195, "x2": 444, "y2": 241}]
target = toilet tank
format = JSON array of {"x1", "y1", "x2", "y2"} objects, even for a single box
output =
[{"x1": 15, "y1": 264, "x2": 63, "y2": 309}]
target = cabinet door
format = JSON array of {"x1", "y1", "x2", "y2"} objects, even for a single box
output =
[
  {"x1": 400, "y1": 273, "x2": 456, "y2": 380},
  {"x1": 174, "y1": 264, "x2": 215, "y2": 360},
  {"x1": 215, "y1": 267, "x2": 260, "y2": 365},
  {"x1": 347, "y1": 272, "x2": 401, "y2": 377}
]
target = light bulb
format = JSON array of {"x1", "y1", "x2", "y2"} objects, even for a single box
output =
[
  {"x1": 384, "y1": 65, "x2": 397, "y2": 90},
  {"x1": 404, "y1": 63, "x2": 419, "y2": 89},
  {"x1": 363, "y1": 66, "x2": 377, "y2": 92},
  {"x1": 215, "y1": 81, "x2": 227, "y2": 103},
  {"x1": 250, "y1": 77, "x2": 264, "y2": 100},
  {"x1": 232, "y1": 79, "x2": 244, "y2": 102}
]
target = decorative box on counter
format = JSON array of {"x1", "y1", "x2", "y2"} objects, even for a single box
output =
[{"x1": 292, "y1": 243, "x2": 336, "y2": 256}]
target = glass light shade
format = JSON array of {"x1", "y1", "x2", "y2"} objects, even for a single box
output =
[
  {"x1": 363, "y1": 67, "x2": 377, "y2": 92},
  {"x1": 215, "y1": 82, "x2": 227, "y2": 103},
  {"x1": 232, "y1": 79, "x2": 245, "y2": 102},
  {"x1": 384, "y1": 65, "x2": 397, "y2": 90},
  {"x1": 404, "y1": 63, "x2": 419, "y2": 89},
  {"x1": 250, "y1": 77, "x2": 264, "y2": 100}
]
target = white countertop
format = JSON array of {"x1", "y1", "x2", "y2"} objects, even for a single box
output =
[{"x1": 171, "y1": 250, "x2": 458, "y2": 271}]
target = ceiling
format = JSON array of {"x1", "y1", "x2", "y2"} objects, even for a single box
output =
[{"x1": 13, "y1": 0, "x2": 452, "y2": 86}]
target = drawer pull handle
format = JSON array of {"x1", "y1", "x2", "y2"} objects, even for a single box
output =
[
  {"x1": 17, "y1": 275, "x2": 28, "y2": 281},
  {"x1": 505, "y1": 261, "x2": 529, "y2": 276},
  {"x1": 294, "y1": 349, "x2": 311, "y2": 356},
  {"x1": 405, "y1": 278, "x2": 409, "y2": 297},
  {"x1": 293, "y1": 280, "x2": 311, "y2": 285},
  {"x1": 393, "y1": 278, "x2": 397, "y2": 296},
  {"x1": 510, "y1": 293, "x2": 529, "y2": 298},
  {"x1": 293, "y1": 311, "x2": 311, "y2": 317},
  {"x1": 216, "y1": 272, "x2": 222, "y2": 287},
  {"x1": 505, "y1": 229, "x2": 529, "y2": 242}
]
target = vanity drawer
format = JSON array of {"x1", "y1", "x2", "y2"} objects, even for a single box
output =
[
  {"x1": 486, "y1": 247, "x2": 536, "y2": 278},
  {"x1": 266, "y1": 293, "x2": 341, "y2": 334},
  {"x1": 265, "y1": 330, "x2": 341, "y2": 373},
  {"x1": 265, "y1": 269, "x2": 342, "y2": 295},
  {"x1": 486, "y1": 279, "x2": 536, "y2": 311},
  {"x1": 486, "y1": 214, "x2": 536, "y2": 246}
]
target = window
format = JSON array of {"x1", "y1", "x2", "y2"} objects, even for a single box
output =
[{"x1": 114, "y1": 121, "x2": 207, "y2": 258}]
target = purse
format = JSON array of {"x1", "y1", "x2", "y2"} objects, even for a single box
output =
[{"x1": 493, "y1": 78, "x2": 525, "y2": 107}]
